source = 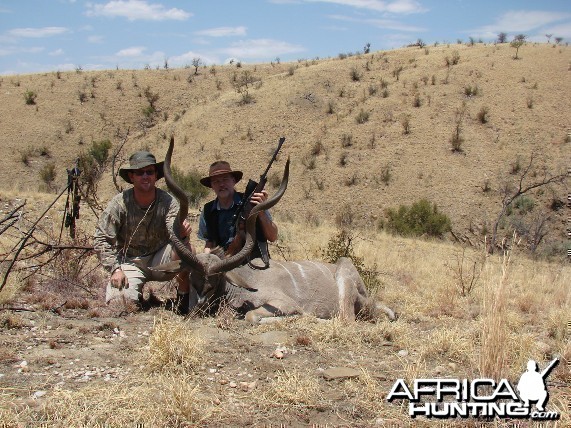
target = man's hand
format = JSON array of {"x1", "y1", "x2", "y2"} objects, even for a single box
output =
[
  {"x1": 180, "y1": 219, "x2": 192, "y2": 239},
  {"x1": 250, "y1": 190, "x2": 268, "y2": 206},
  {"x1": 111, "y1": 268, "x2": 127, "y2": 289}
]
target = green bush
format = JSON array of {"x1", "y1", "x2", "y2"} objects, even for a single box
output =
[
  {"x1": 39, "y1": 162, "x2": 57, "y2": 189},
  {"x1": 89, "y1": 139, "x2": 112, "y2": 165},
  {"x1": 24, "y1": 90, "x2": 37, "y2": 105},
  {"x1": 322, "y1": 228, "x2": 382, "y2": 294},
  {"x1": 385, "y1": 199, "x2": 451, "y2": 238},
  {"x1": 170, "y1": 166, "x2": 209, "y2": 207}
]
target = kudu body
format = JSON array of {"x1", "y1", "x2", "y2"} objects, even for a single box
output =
[{"x1": 161, "y1": 138, "x2": 396, "y2": 323}]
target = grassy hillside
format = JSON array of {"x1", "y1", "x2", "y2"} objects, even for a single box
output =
[{"x1": 0, "y1": 42, "x2": 569, "y2": 257}]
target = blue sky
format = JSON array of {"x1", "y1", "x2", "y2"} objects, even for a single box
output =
[{"x1": 1, "y1": 0, "x2": 570, "y2": 75}]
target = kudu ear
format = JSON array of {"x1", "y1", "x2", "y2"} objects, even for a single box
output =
[{"x1": 224, "y1": 271, "x2": 258, "y2": 291}]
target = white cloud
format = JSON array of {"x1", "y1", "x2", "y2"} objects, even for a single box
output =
[
  {"x1": 8, "y1": 27, "x2": 69, "y2": 38},
  {"x1": 194, "y1": 26, "x2": 247, "y2": 37},
  {"x1": 88, "y1": 35, "x2": 104, "y2": 43},
  {"x1": 85, "y1": 0, "x2": 192, "y2": 21},
  {"x1": 220, "y1": 39, "x2": 305, "y2": 59},
  {"x1": 169, "y1": 51, "x2": 219, "y2": 67},
  {"x1": 49, "y1": 49, "x2": 65, "y2": 56},
  {"x1": 305, "y1": 0, "x2": 426, "y2": 14},
  {"x1": 116, "y1": 46, "x2": 146, "y2": 57},
  {"x1": 471, "y1": 10, "x2": 571, "y2": 37},
  {"x1": 0, "y1": 46, "x2": 44, "y2": 57},
  {"x1": 541, "y1": 22, "x2": 571, "y2": 39},
  {"x1": 329, "y1": 14, "x2": 424, "y2": 32}
]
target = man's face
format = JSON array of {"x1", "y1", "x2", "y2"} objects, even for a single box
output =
[
  {"x1": 210, "y1": 173, "x2": 236, "y2": 200},
  {"x1": 128, "y1": 166, "x2": 157, "y2": 193}
]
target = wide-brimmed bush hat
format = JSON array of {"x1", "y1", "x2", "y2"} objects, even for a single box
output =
[
  {"x1": 200, "y1": 161, "x2": 243, "y2": 188},
  {"x1": 119, "y1": 151, "x2": 164, "y2": 184}
]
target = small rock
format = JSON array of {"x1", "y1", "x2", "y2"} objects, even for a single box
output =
[
  {"x1": 322, "y1": 367, "x2": 361, "y2": 381},
  {"x1": 32, "y1": 391, "x2": 47, "y2": 399},
  {"x1": 229, "y1": 381, "x2": 237, "y2": 388},
  {"x1": 448, "y1": 362, "x2": 457, "y2": 371},
  {"x1": 397, "y1": 350, "x2": 408, "y2": 357},
  {"x1": 272, "y1": 350, "x2": 284, "y2": 359},
  {"x1": 209, "y1": 368, "x2": 217, "y2": 374}
]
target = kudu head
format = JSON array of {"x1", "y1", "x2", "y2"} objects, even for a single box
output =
[{"x1": 163, "y1": 137, "x2": 290, "y2": 306}]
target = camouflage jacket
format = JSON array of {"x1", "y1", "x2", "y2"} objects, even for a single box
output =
[{"x1": 93, "y1": 188, "x2": 180, "y2": 272}]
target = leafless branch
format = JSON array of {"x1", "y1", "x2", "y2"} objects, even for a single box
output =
[
  {"x1": 112, "y1": 127, "x2": 130, "y2": 193},
  {"x1": 489, "y1": 153, "x2": 567, "y2": 254}
]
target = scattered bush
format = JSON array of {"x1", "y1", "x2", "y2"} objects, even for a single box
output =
[
  {"x1": 170, "y1": 166, "x2": 209, "y2": 207},
  {"x1": 380, "y1": 164, "x2": 391, "y2": 185},
  {"x1": 385, "y1": 199, "x2": 451, "y2": 238},
  {"x1": 464, "y1": 85, "x2": 479, "y2": 97},
  {"x1": 356, "y1": 109, "x2": 370, "y2": 124},
  {"x1": 78, "y1": 90, "x2": 88, "y2": 103},
  {"x1": 39, "y1": 162, "x2": 57, "y2": 190},
  {"x1": 477, "y1": 106, "x2": 489, "y2": 123},
  {"x1": 326, "y1": 100, "x2": 335, "y2": 114},
  {"x1": 350, "y1": 67, "x2": 362, "y2": 81},
  {"x1": 23, "y1": 90, "x2": 37, "y2": 105},
  {"x1": 341, "y1": 133, "x2": 353, "y2": 148},
  {"x1": 450, "y1": 123, "x2": 464, "y2": 152},
  {"x1": 445, "y1": 51, "x2": 460, "y2": 66},
  {"x1": 401, "y1": 115, "x2": 411, "y2": 134},
  {"x1": 311, "y1": 140, "x2": 325, "y2": 156}
]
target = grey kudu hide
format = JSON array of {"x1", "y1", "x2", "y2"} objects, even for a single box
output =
[{"x1": 161, "y1": 138, "x2": 396, "y2": 323}]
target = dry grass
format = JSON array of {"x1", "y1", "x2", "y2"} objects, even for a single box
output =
[{"x1": 147, "y1": 316, "x2": 206, "y2": 374}]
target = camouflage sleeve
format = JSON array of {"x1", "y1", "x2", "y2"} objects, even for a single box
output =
[{"x1": 93, "y1": 197, "x2": 123, "y2": 272}]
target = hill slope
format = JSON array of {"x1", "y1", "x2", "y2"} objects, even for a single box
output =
[{"x1": 0, "y1": 43, "x2": 569, "y2": 256}]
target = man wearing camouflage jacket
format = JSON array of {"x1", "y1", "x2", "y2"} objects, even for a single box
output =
[{"x1": 93, "y1": 150, "x2": 193, "y2": 313}]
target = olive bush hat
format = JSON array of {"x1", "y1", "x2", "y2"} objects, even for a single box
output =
[
  {"x1": 119, "y1": 151, "x2": 164, "y2": 184},
  {"x1": 200, "y1": 160, "x2": 243, "y2": 188}
]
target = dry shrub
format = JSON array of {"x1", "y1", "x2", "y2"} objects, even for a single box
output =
[
  {"x1": 479, "y1": 249, "x2": 511, "y2": 379},
  {"x1": 0, "y1": 313, "x2": 25, "y2": 329},
  {"x1": 5, "y1": 374, "x2": 211, "y2": 427},
  {"x1": 215, "y1": 302, "x2": 238, "y2": 330},
  {"x1": 148, "y1": 317, "x2": 205, "y2": 373},
  {"x1": 419, "y1": 327, "x2": 474, "y2": 364},
  {"x1": 340, "y1": 368, "x2": 392, "y2": 421},
  {"x1": 262, "y1": 368, "x2": 320, "y2": 408}
]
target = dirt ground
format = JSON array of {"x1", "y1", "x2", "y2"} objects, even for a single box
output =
[
  {"x1": 0, "y1": 288, "x2": 408, "y2": 427},
  {"x1": 1, "y1": 280, "x2": 568, "y2": 428}
]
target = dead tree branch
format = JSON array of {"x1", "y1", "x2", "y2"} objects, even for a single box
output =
[
  {"x1": 489, "y1": 153, "x2": 567, "y2": 254},
  {"x1": 112, "y1": 127, "x2": 130, "y2": 193}
]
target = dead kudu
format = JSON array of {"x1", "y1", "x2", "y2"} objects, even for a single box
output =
[{"x1": 160, "y1": 138, "x2": 396, "y2": 323}]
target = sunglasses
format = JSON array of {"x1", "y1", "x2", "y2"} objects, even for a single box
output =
[{"x1": 133, "y1": 169, "x2": 156, "y2": 177}]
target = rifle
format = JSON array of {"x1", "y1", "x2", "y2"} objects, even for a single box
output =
[{"x1": 225, "y1": 137, "x2": 286, "y2": 266}]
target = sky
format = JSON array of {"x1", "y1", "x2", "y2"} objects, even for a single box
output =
[{"x1": 1, "y1": 0, "x2": 570, "y2": 75}]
